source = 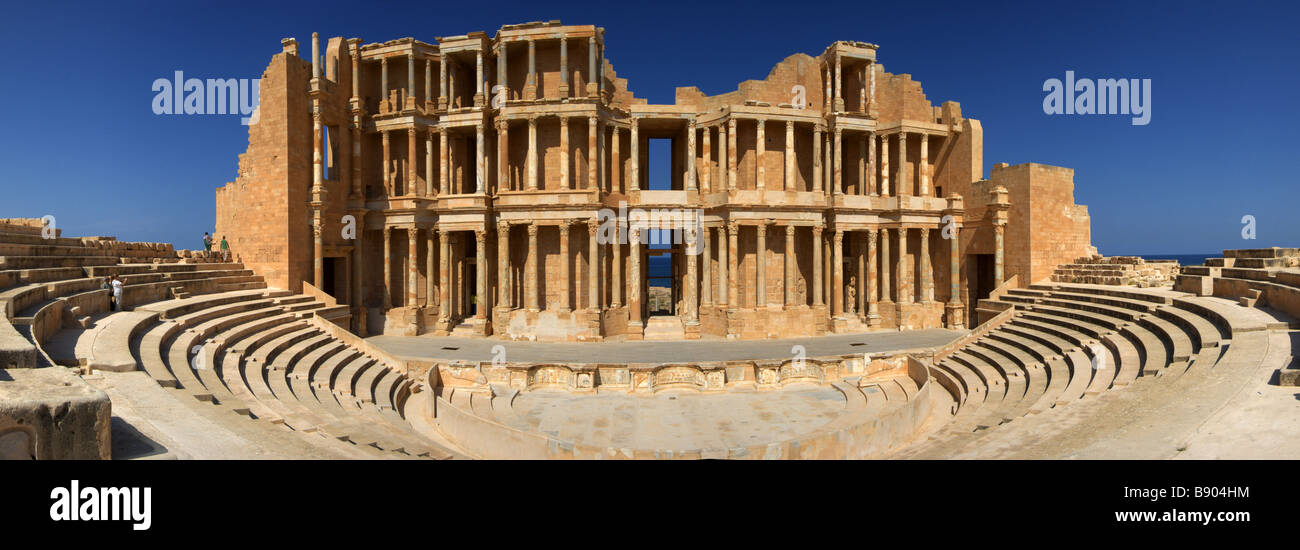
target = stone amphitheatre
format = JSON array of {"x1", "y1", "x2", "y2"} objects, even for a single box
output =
[{"x1": 3, "y1": 21, "x2": 1297, "y2": 460}]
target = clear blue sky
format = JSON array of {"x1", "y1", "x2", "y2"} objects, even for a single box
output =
[{"x1": 3, "y1": 0, "x2": 1296, "y2": 255}]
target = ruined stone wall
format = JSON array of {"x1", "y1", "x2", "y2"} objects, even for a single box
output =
[
  {"x1": 215, "y1": 50, "x2": 313, "y2": 292},
  {"x1": 990, "y1": 163, "x2": 1093, "y2": 285}
]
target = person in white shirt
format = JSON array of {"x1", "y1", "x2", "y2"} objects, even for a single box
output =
[{"x1": 110, "y1": 276, "x2": 124, "y2": 311}]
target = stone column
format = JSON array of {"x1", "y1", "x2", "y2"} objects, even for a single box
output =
[
  {"x1": 921, "y1": 228, "x2": 933, "y2": 302},
  {"x1": 407, "y1": 127, "x2": 417, "y2": 195},
  {"x1": 919, "y1": 133, "x2": 929, "y2": 196},
  {"x1": 588, "y1": 36, "x2": 598, "y2": 97},
  {"x1": 559, "y1": 222, "x2": 571, "y2": 311},
  {"x1": 439, "y1": 229, "x2": 451, "y2": 322},
  {"x1": 726, "y1": 221, "x2": 738, "y2": 307},
  {"x1": 856, "y1": 231, "x2": 866, "y2": 316},
  {"x1": 598, "y1": 119, "x2": 607, "y2": 192},
  {"x1": 897, "y1": 227, "x2": 910, "y2": 303},
  {"x1": 629, "y1": 227, "x2": 643, "y2": 327},
  {"x1": 812, "y1": 224, "x2": 823, "y2": 307},
  {"x1": 859, "y1": 63, "x2": 867, "y2": 112},
  {"x1": 629, "y1": 117, "x2": 640, "y2": 191},
  {"x1": 868, "y1": 131, "x2": 877, "y2": 196},
  {"x1": 611, "y1": 231, "x2": 622, "y2": 307},
  {"x1": 525, "y1": 39, "x2": 537, "y2": 100},
  {"x1": 382, "y1": 57, "x2": 389, "y2": 107},
  {"x1": 867, "y1": 228, "x2": 879, "y2": 326},
  {"x1": 439, "y1": 128, "x2": 449, "y2": 195},
  {"x1": 353, "y1": 214, "x2": 366, "y2": 336},
  {"x1": 781, "y1": 120, "x2": 793, "y2": 191},
  {"x1": 686, "y1": 120, "x2": 697, "y2": 191},
  {"x1": 756, "y1": 223, "x2": 767, "y2": 307},
  {"x1": 427, "y1": 228, "x2": 436, "y2": 308},
  {"x1": 559, "y1": 116, "x2": 570, "y2": 190},
  {"x1": 382, "y1": 226, "x2": 392, "y2": 309},
  {"x1": 475, "y1": 123, "x2": 485, "y2": 193},
  {"x1": 611, "y1": 126, "x2": 621, "y2": 193},
  {"x1": 686, "y1": 227, "x2": 698, "y2": 321},
  {"x1": 497, "y1": 222, "x2": 510, "y2": 308},
  {"x1": 784, "y1": 224, "x2": 796, "y2": 307},
  {"x1": 701, "y1": 125, "x2": 712, "y2": 193},
  {"x1": 833, "y1": 53, "x2": 844, "y2": 112},
  {"x1": 475, "y1": 50, "x2": 484, "y2": 107},
  {"x1": 588, "y1": 116, "x2": 598, "y2": 190},
  {"x1": 426, "y1": 130, "x2": 435, "y2": 197},
  {"x1": 879, "y1": 133, "x2": 890, "y2": 197},
  {"x1": 559, "y1": 37, "x2": 568, "y2": 98},
  {"x1": 717, "y1": 224, "x2": 729, "y2": 307},
  {"x1": 407, "y1": 226, "x2": 418, "y2": 306},
  {"x1": 995, "y1": 224, "x2": 1005, "y2": 284},
  {"x1": 701, "y1": 227, "x2": 713, "y2": 306},
  {"x1": 382, "y1": 131, "x2": 391, "y2": 195},
  {"x1": 475, "y1": 229, "x2": 487, "y2": 319},
  {"x1": 527, "y1": 116, "x2": 538, "y2": 190},
  {"x1": 438, "y1": 54, "x2": 447, "y2": 109},
  {"x1": 813, "y1": 125, "x2": 823, "y2": 193},
  {"x1": 587, "y1": 219, "x2": 599, "y2": 310},
  {"x1": 497, "y1": 120, "x2": 509, "y2": 192},
  {"x1": 755, "y1": 118, "x2": 765, "y2": 191},
  {"x1": 527, "y1": 224, "x2": 539, "y2": 311},
  {"x1": 833, "y1": 127, "x2": 843, "y2": 195},
  {"x1": 727, "y1": 118, "x2": 737, "y2": 191},
  {"x1": 898, "y1": 131, "x2": 909, "y2": 197},
  {"x1": 498, "y1": 41, "x2": 508, "y2": 103},
  {"x1": 407, "y1": 53, "x2": 415, "y2": 110},
  {"x1": 949, "y1": 223, "x2": 963, "y2": 329},
  {"x1": 832, "y1": 229, "x2": 843, "y2": 316},
  {"x1": 879, "y1": 227, "x2": 891, "y2": 303}
]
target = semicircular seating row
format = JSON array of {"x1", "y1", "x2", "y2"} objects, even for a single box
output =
[
  {"x1": 0, "y1": 229, "x2": 458, "y2": 459},
  {"x1": 911, "y1": 281, "x2": 1268, "y2": 453}
]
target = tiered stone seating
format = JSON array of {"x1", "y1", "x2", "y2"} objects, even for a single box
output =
[
  {"x1": 1050, "y1": 255, "x2": 1178, "y2": 287},
  {"x1": 907, "y1": 282, "x2": 1233, "y2": 454},
  {"x1": 0, "y1": 227, "x2": 463, "y2": 459},
  {"x1": 1177, "y1": 247, "x2": 1300, "y2": 384}
]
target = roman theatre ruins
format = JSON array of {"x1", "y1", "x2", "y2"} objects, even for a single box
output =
[{"x1": 2, "y1": 21, "x2": 1297, "y2": 460}]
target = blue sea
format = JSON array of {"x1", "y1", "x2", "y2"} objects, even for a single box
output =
[{"x1": 648, "y1": 256, "x2": 672, "y2": 288}]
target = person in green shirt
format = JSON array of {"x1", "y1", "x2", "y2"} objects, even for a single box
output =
[{"x1": 220, "y1": 236, "x2": 230, "y2": 262}]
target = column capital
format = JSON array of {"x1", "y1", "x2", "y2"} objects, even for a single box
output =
[
  {"x1": 475, "y1": 229, "x2": 486, "y2": 243},
  {"x1": 527, "y1": 223, "x2": 538, "y2": 236},
  {"x1": 785, "y1": 224, "x2": 795, "y2": 236},
  {"x1": 497, "y1": 220, "x2": 510, "y2": 233},
  {"x1": 587, "y1": 218, "x2": 599, "y2": 235},
  {"x1": 833, "y1": 229, "x2": 844, "y2": 244}
]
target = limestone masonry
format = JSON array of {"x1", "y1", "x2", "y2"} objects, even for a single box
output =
[{"x1": 215, "y1": 20, "x2": 1095, "y2": 342}]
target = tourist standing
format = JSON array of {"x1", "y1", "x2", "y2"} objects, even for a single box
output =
[
  {"x1": 220, "y1": 236, "x2": 229, "y2": 262},
  {"x1": 203, "y1": 232, "x2": 212, "y2": 253},
  {"x1": 110, "y1": 275, "x2": 124, "y2": 312}
]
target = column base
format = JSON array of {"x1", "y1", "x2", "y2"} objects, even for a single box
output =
[
  {"x1": 867, "y1": 312, "x2": 881, "y2": 328},
  {"x1": 626, "y1": 320, "x2": 644, "y2": 341},
  {"x1": 436, "y1": 98, "x2": 448, "y2": 111},
  {"x1": 473, "y1": 93, "x2": 485, "y2": 107},
  {"x1": 586, "y1": 82, "x2": 599, "y2": 97},
  {"x1": 523, "y1": 85, "x2": 538, "y2": 101},
  {"x1": 557, "y1": 84, "x2": 570, "y2": 97},
  {"x1": 945, "y1": 302, "x2": 966, "y2": 330},
  {"x1": 684, "y1": 320, "x2": 701, "y2": 340}
]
